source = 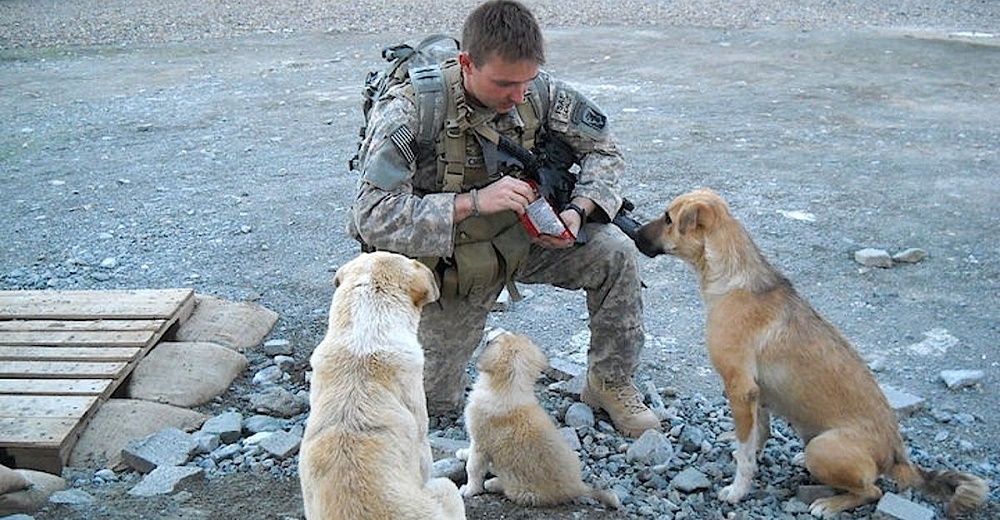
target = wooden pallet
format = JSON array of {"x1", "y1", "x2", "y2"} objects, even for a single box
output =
[{"x1": 0, "y1": 289, "x2": 195, "y2": 473}]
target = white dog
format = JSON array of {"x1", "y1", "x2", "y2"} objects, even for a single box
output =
[
  {"x1": 299, "y1": 252, "x2": 466, "y2": 520},
  {"x1": 458, "y1": 331, "x2": 620, "y2": 509}
]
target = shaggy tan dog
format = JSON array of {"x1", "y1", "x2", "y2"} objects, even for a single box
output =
[
  {"x1": 457, "y1": 331, "x2": 620, "y2": 509},
  {"x1": 299, "y1": 252, "x2": 465, "y2": 520},
  {"x1": 634, "y1": 188, "x2": 988, "y2": 518}
]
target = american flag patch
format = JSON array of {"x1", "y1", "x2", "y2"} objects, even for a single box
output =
[{"x1": 390, "y1": 125, "x2": 416, "y2": 165}]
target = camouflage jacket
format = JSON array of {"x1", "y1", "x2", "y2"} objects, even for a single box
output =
[{"x1": 347, "y1": 69, "x2": 627, "y2": 258}]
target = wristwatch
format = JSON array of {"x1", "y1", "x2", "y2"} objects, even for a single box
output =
[{"x1": 564, "y1": 202, "x2": 587, "y2": 223}]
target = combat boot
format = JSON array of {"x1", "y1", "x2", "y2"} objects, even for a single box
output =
[{"x1": 581, "y1": 372, "x2": 662, "y2": 438}]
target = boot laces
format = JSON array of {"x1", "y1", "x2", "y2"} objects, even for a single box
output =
[{"x1": 606, "y1": 381, "x2": 648, "y2": 415}]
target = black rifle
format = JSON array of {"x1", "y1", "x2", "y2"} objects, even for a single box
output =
[{"x1": 492, "y1": 133, "x2": 644, "y2": 242}]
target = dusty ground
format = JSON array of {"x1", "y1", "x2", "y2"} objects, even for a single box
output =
[{"x1": 2, "y1": 8, "x2": 998, "y2": 520}]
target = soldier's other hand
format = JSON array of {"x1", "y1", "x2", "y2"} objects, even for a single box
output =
[
  {"x1": 479, "y1": 177, "x2": 536, "y2": 215},
  {"x1": 558, "y1": 207, "x2": 584, "y2": 238},
  {"x1": 532, "y1": 233, "x2": 575, "y2": 249}
]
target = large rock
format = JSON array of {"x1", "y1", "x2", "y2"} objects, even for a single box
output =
[
  {"x1": 121, "y1": 428, "x2": 199, "y2": 473},
  {"x1": 68, "y1": 399, "x2": 206, "y2": 469},
  {"x1": 127, "y1": 466, "x2": 204, "y2": 497},
  {"x1": 125, "y1": 341, "x2": 249, "y2": 407},
  {"x1": 173, "y1": 295, "x2": 278, "y2": 352}
]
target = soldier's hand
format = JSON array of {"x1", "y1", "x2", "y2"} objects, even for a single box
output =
[
  {"x1": 558, "y1": 207, "x2": 584, "y2": 239},
  {"x1": 478, "y1": 177, "x2": 536, "y2": 215},
  {"x1": 531, "y1": 207, "x2": 581, "y2": 249}
]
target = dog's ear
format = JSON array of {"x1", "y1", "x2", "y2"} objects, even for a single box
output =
[
  {"x1": 333, "y1": 262, "x2": 350, "y2": 289},
  {"x1": 408, "y1": 259, "x2": 440, "y2": 307},
  {"x1": 506, "y1": 333, "x2": 547, "y2": 378},
  {"x1": 676, "y1": 202, "x2": 702, "y2": 234},
  {"x1": 334, "y1": 252, "x2": 373, "y2": 289},
  {"x1": 676, "y1": 199, "x2": 720, "y2": 235}
]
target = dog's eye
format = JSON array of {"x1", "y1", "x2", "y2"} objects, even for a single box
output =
[{"x1": 664, "y1": 212, "x2": 672, "y2": 225}]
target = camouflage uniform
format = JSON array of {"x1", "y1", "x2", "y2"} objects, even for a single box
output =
[{"x1": 348, "y1": 70, "x2": 644, "y2": 414}]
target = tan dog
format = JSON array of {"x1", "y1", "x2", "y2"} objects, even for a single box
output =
[
  {"x1": 457, "y1": 331, "x2": 620, "y2": 509},
  {"x1": 299, "y1": 251, "x2": 465, "y2": 520},
  {"x1": 634, "y1": 189, "x2": 988, "y2": 518}
]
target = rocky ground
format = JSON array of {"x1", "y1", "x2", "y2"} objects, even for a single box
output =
[{"x1": 2, "y1": 1, "x2": 998, "y2": 519}]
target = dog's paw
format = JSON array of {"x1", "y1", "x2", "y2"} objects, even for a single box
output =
[
  {"x1": 718, "y1": 484, "x2": 748, "y2": 503},
  {"x1": 459, "y1": 484, "x2": 483, "y2": 498},
  {"x1": 483, "y1": 477, "x2": 504, "y2": 494},
  {"x1": 808, "y1": 498, "x2": 840, "y2": 519},
  {"x1": 809, "y1": 495, "x2": 865, "y2": 519},
  {"x1": 455, "y1": 448, "x2": 469, "y2": 461}
]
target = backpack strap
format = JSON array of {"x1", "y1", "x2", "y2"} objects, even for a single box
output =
[
  {"x1": 409, "y1": 64, "x2": 447, "y2": 152},
  {"x1": 530, "y1": 74, "x2": 551, "y2": 116},
  {"x1": 518, "y1": 74, "x2": 550, "y2": 150},
  {"x1": 408, "y1": 34, "x2": 462, "y2": 149},
  {"x1": 440, "y1": 59, "x2": 479, "y2": 192},
  {"x1": 408, "y1": 56, "x2": 476, "y2": 191}
]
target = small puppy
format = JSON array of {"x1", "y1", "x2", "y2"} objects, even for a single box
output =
[
  {"x1": 457, "y1": 331, "x2": 620, "y2": 509},
  {"x1": 299, "y1": 252, "x2": 466, "y2": 520},
  {"x1": 635, "y1": 189, "x2": 988, "y2": 518}
]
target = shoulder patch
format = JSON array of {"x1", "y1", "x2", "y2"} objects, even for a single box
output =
[
  {"x1": 552, "y1": 89, "x2": 574, "y2": 124},
  {"x1": 571, "y1": 100, "x2": 608, "y2": 138},
  {"x1": 389, "y1": 125, "x2": 416, "y2": 165}
]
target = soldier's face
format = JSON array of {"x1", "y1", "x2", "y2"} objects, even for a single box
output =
[{"x1": 459, "y1": 52, "x2": 539, "y2": 114}]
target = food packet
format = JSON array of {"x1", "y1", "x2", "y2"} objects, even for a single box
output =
[{"x1": 520, "y1": 197, "x2": 575, "y2": 241}]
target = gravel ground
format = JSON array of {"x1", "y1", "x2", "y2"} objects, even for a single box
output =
[
  {"x1": 2, "y1": 1, "x2": 998, "y2": 519},
  {"x1": 2, "y1": 0, "x2": 999, "y2": 49}
]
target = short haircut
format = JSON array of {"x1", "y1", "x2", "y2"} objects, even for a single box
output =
[{"x1": 461, "y1": 0, "x2": 545, "y2": 66}]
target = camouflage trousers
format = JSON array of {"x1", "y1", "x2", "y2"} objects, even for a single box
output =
[{"x1": 419, "y1": 222, "x2": 644, "y2": 415}]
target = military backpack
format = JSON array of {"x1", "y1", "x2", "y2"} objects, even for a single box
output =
[{"x1": 348, "y1": 34, "x2": 460, "y2": 173}]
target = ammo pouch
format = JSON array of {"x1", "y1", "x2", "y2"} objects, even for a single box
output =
[{"x1": 440, "y1": 211, "x2": 530, "y2": 298}]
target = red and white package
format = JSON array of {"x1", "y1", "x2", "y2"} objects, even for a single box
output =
[{"x1": 520, "y1": 197, "x2": 575, "y2": 240}]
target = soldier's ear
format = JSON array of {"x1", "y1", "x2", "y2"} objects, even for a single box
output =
[{"x1": 458, "y1": 52, "x2": 474, "y2": 72}]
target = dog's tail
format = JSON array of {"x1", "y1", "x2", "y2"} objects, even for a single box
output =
[
  {"x1": 892, "y1": 460, "x2": 989, "y2": 517},
  {"x1": 587, "y1": 487, "x2": 621, "y2": 509}
]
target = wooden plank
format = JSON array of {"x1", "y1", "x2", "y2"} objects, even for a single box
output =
[
  {"x1": 0, "y1": 395, "x2": 98, "y2": 421},
  {"x1": 0, "y1": 329, "x2": 156, "y2": 347},
  {"x1": 173, "y1": 292, "x2": 196, "y2": 329},
  {"x1": 0, "y1": 319, "x2": 166, "y2": 332},
  {"x1": 0, "y1": 378, "x2": 111, "y2": 395},
  {"x1": 3, "y1": 445, "x2": 64, "y2": 474},
  {"x1": 0, "y1": 346, "x2": 142, "y2": 362},
  {"x1": 0, "y1": 360, "x2": 129, "y2": 379},
  {"x1": 0, "y1": 289, "x2": 195, "y2": 320},
  {"x1": 0, "y1": 417, "x2": 78, "y2": 448}
]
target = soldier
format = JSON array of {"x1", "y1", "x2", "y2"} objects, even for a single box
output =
[{"x1": 348, "y1": 0, "x2": 661, "y2": 438}]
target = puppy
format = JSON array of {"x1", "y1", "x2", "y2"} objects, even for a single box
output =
[
  {"x1": 457, "y1": 331, "x2": 620, "y2": 509},
  {"x1": 299, "y1": 251, "x2": 465, "y2": 520},
  {"x1": 635, "y1": 189, "x2": 988, "y2": 518}
]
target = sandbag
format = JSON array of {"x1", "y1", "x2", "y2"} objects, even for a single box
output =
[
  {"x1": 125, "y1": 341, "x2": 249, "y2": 407},
  {"x1": 173, "y1": 294, "x2": 278, "y2": 352}
]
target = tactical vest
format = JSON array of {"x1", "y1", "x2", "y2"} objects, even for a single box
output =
[{"x1": 405, "y1": 58, "x2": 549, "y2": 298}]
